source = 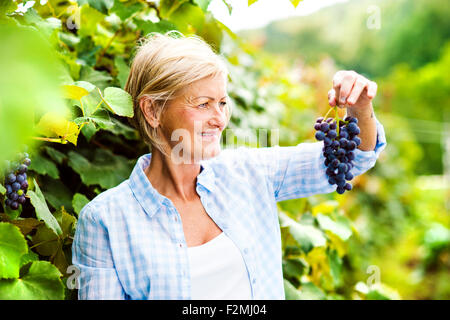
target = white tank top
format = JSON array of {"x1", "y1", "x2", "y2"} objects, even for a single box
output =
[{"x1": 187, "y1": 232, "x2": 253, "y2": 300}]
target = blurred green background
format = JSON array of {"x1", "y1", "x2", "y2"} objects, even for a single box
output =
[{"x1": 0, "y1": 0, "x2": 448, "y2": 300}]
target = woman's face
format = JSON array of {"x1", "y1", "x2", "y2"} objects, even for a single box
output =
[{"x1": 159, "y1": 74, "x2": 228, "y2": 164}]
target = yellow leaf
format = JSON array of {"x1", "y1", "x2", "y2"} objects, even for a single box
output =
[
  {"x1": 290, "y1": 0, "x2": 302, "y2": 8},
  {"x1": 248, "y1": 0, "x2": 258, "y2": 6},
  {"x1": 36, "y1": 112, "x2": 80, "y2": 146},
  {"x1": 62, "y1": 85, "x2": 89, "y2": 100},
  {"x1": 312, "y1": 200, "x2": 338, "y2": 216}
]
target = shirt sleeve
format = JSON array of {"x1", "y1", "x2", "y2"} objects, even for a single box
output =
[
  {"x1": 72, "y1": 204, "x2": 128, "y2": 300},
  {"x1": 239, "y1": 114, "x2": 387, "y2": 202}
]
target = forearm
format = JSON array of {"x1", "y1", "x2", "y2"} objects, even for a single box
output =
[{"x1": 347, "y1": 102, "x2": 377, "y2": 151}]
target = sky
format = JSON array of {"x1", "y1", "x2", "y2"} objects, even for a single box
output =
[{"x1": 209, "y1": 0, "x2": 349, "y2": 32}]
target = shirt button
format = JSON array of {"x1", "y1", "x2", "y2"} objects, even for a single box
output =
[
  {"x1": 174, "y1": 216, "x2": 178, "y2": 222},
  {"x1": 179, "y1": 243, "x2": 183, "y2": 248}
]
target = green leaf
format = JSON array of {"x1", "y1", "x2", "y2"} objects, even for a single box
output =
[
  {"x1": 0, "y1": 0, "x2": 17, "y2": 15},
  {"x1": 78, "y1": 86, "x2": 103, "y2": 116},
  {"x1": 74, "y1": 113, "x2": 114, "y2": 129},
  {"x1": 160, "y1": 0, "x2": 189, "y2": 19},
  {"x1": 114, "y1": 56, "x2": 130, "y2": 89},
  {"x1": 73, "y1": 80, "x2": 96, "y2": 93},
  {"x1": 327, "y1": 249, "x2": 343, "y2": 288},
  {"x1": 284, "y1": 279, "x2": 302, "y2": 300},
  {"x1": 316, "y1": 213, "x2": 352, "y2": 241},
  {"x1": 0, "y1": 183, "x2": 5, "y2": 195},
  {"x1": 298, "y1": 282, "x2": 327, "y2": 300},
  {"x1": 279, "y1": 211, "x2": 326, "y2": 254},
  {"x1": 68, "y1": 149, "x2": 135, "y2": 190},
  {"x1": 20, "y1": 251, "x2": 39, "y2": 269},
  {"x1": 72, "y1": 193, "x2": 90, "y2": 216},
  {"x1": 54, "y1": 207, "x2": 76, "y2": 238},
  {"x1": 0, "y1": 261, "x2": 64, "y2": 300},
  {"x1": 28, "y1": 179, "x2": 62, "y2": 236},
  {"x1": 0, "y1": 223, "x2": 28, "y2": 279},
  {"x1": 28, "y1": 153, "x2": 59, "y2": 179},
  {"x1": 193, "y1": 0, "x2": 212, "y2": 12},
  {"x1": 42, "y1": 146, "x2": 67, "y2": 165},
  {"x1": 102, "y1": 87, "x2": 134, "y2": 117},
  {"x1": 78, "y1": 4, "x2": 105, "y2": 38},
  {"x1": 282, "y1": 258, "x2": 308, "y2": 279},
  {"x1": 87, "y1": 0, "x2": 114, "y2": 15},
  {"x1": 79, "y1": 66, "x2": 112, "y2": 90},
  {"x1": 32, "y1": 224, "x2": 59, "y2": 257},
  {"x1": 40, "y1": 177, "x2": 74, "y2": 212},
  {"x1": 133, "y1": 19, "x2": 179, "y2": 36},
  {"x1": 110, "y1": 0, "x2": 144, "y2": 21},
  {"x1": 168, "y1": 2, "x2": 205, "y2": 34},
  {"x1": 81, "y1": 121, "x2": 98, "y2": 141}
]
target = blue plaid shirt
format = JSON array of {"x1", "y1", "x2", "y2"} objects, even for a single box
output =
[{"x1": 72, "y1": 117, "x2": 387, "y2": 300}]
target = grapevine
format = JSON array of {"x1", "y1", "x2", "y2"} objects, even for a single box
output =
[{"x1": 314, "y1": 106, "x2": 361, "y2": 194}]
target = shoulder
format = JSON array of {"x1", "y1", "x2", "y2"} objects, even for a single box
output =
[{"x1": 78, "y1": 179, "x2": 133, "y2": 225}]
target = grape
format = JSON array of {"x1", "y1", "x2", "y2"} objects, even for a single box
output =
[
  {"x1": 17, "y1": 195, "x2": 26, "y2": 204},
  {"x1": 327, "y1": 130, "x2": 337, "y2": 139},
  {"x1": 315, "y1": 131, "x2": 326, "y2": 141},
  {"x1": 12, "y1": 182, "x2": 20, "y2": 191},
  {"x1": 21, "y1": 181, "x2": 29, "y2": 190},
  {"x1": 314, "y1": 113, "x2": 361, "y2": 194},
  {"x1": 10, "y1": 202, "x2": 19, "y2": 210},
  {"x1": 320, "y1": 122, "x2": 329, "y2": 132},
  {"x1": 8, "y1": 192, "x2": 18, "y2": 201},
  {"x1": 2, "y1": 149, "x2": 31, "y2": 210},
  {"x1": 16, "y1": 174, "x2": 25, "y2": 184},
  {"x1": 7, "y1": 173, "x2": 16, "y2": 183}
]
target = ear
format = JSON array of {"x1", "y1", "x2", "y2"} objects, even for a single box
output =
[{"x1": 139, "y1": 96, "x2": 160, "y2": 128}]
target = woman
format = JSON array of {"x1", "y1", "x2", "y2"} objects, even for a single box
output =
[{"x1": 72, "y1": 32, "x2": 387, "y2": 300}]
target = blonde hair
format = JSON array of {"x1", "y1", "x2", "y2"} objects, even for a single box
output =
[{"x1": 124, "y1": 31, "x2": 231, "y2": 156}]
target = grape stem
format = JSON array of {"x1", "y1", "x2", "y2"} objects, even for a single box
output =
[
  {"x1": 334, "y1": 106, "x2": 339, "y2": 136},
  {"x1": 323, "y1": 106, "x2": 334, "y2": 120}
]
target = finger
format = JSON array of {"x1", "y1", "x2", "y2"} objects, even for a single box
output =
[
  {"x1": 328, "y1": 89, "x2": 337, "y2": 106},
  {"x1": 332, "y1": 70, "x2": 345, "y2": 88},
  {"x1": 367, "y1": 81, "x2": 377, "y2": 99},
  {"x1": 336, "y1": 71, "x2": 357, "y2": 106},
  {"x1": 347, "y1": 78, "x2": 369, "y2": 105}
]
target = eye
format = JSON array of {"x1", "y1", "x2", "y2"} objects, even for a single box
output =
[
  {"x1": 198, "y1": 103, "x2": 208, "y2": 108},
  {"x1": 220, "y1": 101, "x2": 227, "y2": 108}
]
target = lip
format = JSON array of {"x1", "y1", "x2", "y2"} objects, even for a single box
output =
[{"x1": 198, "y1": 132, "x2": 219, "y2": 142}]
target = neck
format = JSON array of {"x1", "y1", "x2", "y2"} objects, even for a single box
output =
[{"x1": 145, "y1": 147, "x2": 201, "y2": 202}]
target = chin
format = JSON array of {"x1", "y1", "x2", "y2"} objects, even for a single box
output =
[{"x1": 198, "y1": 144, "x2": 221, "y2": 161}]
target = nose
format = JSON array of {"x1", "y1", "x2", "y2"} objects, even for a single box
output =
[{"x1": 208, "y1": 102, "x2": 227, "y2": 130}]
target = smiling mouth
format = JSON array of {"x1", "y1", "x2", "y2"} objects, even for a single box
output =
[{"x1": 198, "y1": 132, "x2": 219, "y2": 141}]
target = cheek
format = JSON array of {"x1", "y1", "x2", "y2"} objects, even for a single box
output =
[{"x1": 181, "y1": 109, "x2": 208, "y2": 130}]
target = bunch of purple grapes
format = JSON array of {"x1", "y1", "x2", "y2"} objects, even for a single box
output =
[
  {"x1": 314, "y1": 115, "x2": 361, "y2": 194},
  {"x1": 3, "y1": 153, "x2": 31, "y2": 210}
]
